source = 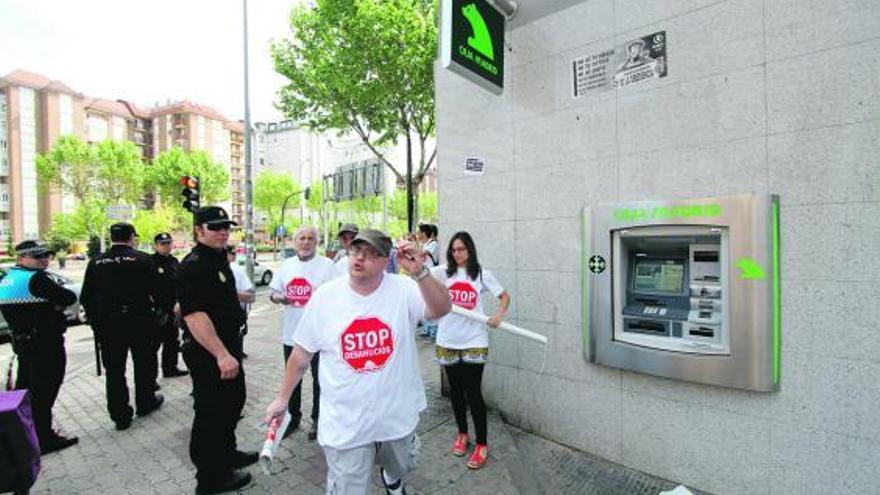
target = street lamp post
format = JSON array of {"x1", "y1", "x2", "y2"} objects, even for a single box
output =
[
  {"x1": 242, "y1": 0, "x2": 255, "y2": 281},
  {"x1": 276, "y1": 187, "x2": 310, "y2": 256}
]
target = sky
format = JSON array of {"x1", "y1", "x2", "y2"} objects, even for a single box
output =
[{"x1": 0, "y1": 0, "x2": 302, "y2": 122}]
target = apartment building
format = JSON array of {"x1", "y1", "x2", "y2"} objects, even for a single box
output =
[
  {"x1": 254, "y1": 119, "x2": 438, "y2": 198},
  {"x1": 0, "y1": 69, "x2": 246, "y2": 249},
  {"x1": 0, "y1": 70, "x2": 82, "y2": 247}
]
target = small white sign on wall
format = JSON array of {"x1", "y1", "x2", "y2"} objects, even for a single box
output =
[{"x1": 464, "y1": 157, "x2": 485, "y2": 176}]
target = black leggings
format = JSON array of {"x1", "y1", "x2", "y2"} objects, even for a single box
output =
[{"x1": 445, "y1": 362, "x2": 487, "y2": 445}]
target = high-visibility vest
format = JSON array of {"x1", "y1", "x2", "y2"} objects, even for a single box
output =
[{"x1": 0, "y1": 268, "x2": 46, "y2": 306}]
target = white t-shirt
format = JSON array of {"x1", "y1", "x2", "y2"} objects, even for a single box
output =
[
  {"x1": 229, "y1": 262, "x2": 254, "y2": 292},
  {"x1": 432, "y1": 265, "x2": 505, "y2": 349},
  {"x1": 333, "y1": 253, "x2": 349, "y2": 278},
  {"x1": 293, "y1": 274, "x2": 427, "y2": 449},
  {"x1": 269, "y1": 255, "x2": 336, "y2": 345},
  {"x1": 423, "y1": 239, "x2": 439, "y2": 266},
  {"x1": 229, "y1": 262, "x2": 254, "y2": 313}
]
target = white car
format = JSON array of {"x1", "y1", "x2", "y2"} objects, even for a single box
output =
[{"x1": 254, "y1": 260, "x2": 273, "y2": 286}]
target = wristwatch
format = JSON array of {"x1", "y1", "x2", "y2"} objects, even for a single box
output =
[{"x1": 411, "y1": 265, "x2": 431, "y2": 282}]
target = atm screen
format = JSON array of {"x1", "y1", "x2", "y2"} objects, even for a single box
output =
[{"x1": 633, "y1": 259, "x2": 685, "y2": 294}]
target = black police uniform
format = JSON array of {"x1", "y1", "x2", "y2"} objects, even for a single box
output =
[
  {"x1": 81, "y1": 242, "x2": 163, "y2": 428},
  {"x1": 178, "y1": 211, "x2": 254, "y2": 490},
  {"x1": 150, "y1": 246, "x2": 183, "y2": 377},
  {"x1": 0, "y1": 257, "x2": 79, "y2": 453}
]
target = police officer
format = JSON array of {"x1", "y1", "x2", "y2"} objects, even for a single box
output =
[
  {"x1": 178, "y1": 206, "x2": 256, "y2": 494},
  {"x1": 0, "y1": 241, "x2": 79, "y2": 454},
  {"x1": 151, "y1": 232, "x2": 187, "y2": 378},
  {"x1": 80, "y1": 223, "x2": 164, "y2": 431}
]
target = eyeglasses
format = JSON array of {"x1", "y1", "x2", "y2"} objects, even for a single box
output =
[
  {"x1": 205, "y1": 223, "x2": 231, "y2": 231},
  {"x1": 157, "y1": 241, "x2": 172, "y2": 245},
  {"x1": 31, "y1": 253, "x2": 51, "y2": 260},
  {"x1": 348, "y1": 245, "x2": 383, "y2": 260}
]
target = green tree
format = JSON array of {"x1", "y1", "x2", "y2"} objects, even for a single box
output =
[
  {"x1": 46, "y1": 212, "x2": 88, "y2": 243},
  {"x1": 272, "y1": 0, "x2": 437, "y2": 232},
  {"x1": 130, "y1": 206, "x2": 176, "y2": 248},
  {"x1": 35, "y1": 135, "x2": 95, "y2": 200},
  {"x1": 146, "y1": 147, "x2": 231, "y2": 210},
  {"x1": 253, "y1": 171, "x2": 300, "y2": 236},
  {"x1": 418, "y1": 191, "x2": 437, "y2": 223},
  {"x1": 94, "y1": 140, "x2": 146, "y2": 204}
]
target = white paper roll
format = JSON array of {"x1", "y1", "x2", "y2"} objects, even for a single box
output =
[{"x1": 450, "y1": 305, "x2": 548, "y2": 344}]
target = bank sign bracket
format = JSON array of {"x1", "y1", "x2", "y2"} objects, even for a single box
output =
[{"x1": 441, "y1": 0, "x2": 505, "y2": 94}]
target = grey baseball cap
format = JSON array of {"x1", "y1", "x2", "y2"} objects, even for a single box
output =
[
  {"x1": 338, "y1": 223, "x2": 359, "y2": 236},
  {"x1": 351, "y1": 229, "x2": 392, "y2": 257}
]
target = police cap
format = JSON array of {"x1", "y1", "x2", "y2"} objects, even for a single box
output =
[
  {"x1": 14, "y1": 240, "x2": 54, "y2": 257},
  {"x1": 154, "y1": 232, "x2": 173, "y2": 244},
  {"x1": 110, "y1": 223, "x2": 138, "y2": 242},
  {"x1": 195, "y1": 206, "x2": 237, "y2": 227}
]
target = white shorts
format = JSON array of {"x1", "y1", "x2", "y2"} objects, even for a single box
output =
[{"x1": 323, "y1": 432, "x2": 421, "y2": 495}]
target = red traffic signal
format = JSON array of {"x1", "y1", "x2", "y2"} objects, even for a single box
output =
[
  {"x1": 180, "y1": 175, "x2": 200, "y2": 212},
  {"x1": 179, "y1": 175, "x2": 199, "y2": 188}
]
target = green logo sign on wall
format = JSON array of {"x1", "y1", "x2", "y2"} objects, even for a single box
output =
[{"x1": 441, "y1": 0, "x2": 505, "y2": 94}]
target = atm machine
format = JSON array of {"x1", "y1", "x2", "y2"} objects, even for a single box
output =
[{"x1": 583, "y1": 194, "x2": 780, "y2": 392}]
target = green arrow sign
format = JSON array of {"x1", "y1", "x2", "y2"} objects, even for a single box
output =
[
  {"x1": 441, "y1": 0, "x2": 505, "y2": 94},
  {"x1": 736, "y1": 258, "x2": 766, "y2": 280}
]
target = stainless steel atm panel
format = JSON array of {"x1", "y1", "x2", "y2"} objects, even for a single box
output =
[{"x1": 583, "y1": 194, "x2": 780, "y2": 392}]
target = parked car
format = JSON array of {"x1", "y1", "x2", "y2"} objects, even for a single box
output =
[
  {"x1": 0, "y1": 268, "x2": 85, "y2": 344},
  {"x1": 253, "y1": 260, "x2": 273, "y2": 286}
]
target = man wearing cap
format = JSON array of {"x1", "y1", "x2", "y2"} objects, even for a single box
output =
[
  {"x1": 265, "y1": 230, "x2": 452, "y2": 495},
  {"x1": 81, "y1": 222, "x2": 164, "y2": 431},
  {"x1": 332, "y1": 223, "x2": 358, "y2": 277},
  {"x1": 151, "y1": 232, "x2": 187, "y2": 379},
  {"x1": 268, "y1": 224, "x2": 335, "y2": 441},
  {"x1": 177, "y1": 206, "x2": 257, "y2": 494},
  {"x1": 0, "y1": 241, "x2": 79, "y2": 454}
]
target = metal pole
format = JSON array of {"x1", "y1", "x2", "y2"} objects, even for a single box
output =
[{"x1": 243, "y1": 0, "x2": 255, "y2": 282}]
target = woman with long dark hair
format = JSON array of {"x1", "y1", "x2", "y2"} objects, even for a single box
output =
[{"x1": 432, "y1": 231, "x2": 510, "y2": 469}]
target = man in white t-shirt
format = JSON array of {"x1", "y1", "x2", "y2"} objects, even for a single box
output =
[
  {"x1": 332, "y1": 223, "x2": 359, "y2": 278},
  {"x1": 265, "y1": 229, "x2": 451, "y2": 495},
  {"x1": 268, "y1": 225, "x2": 335, "y2": 440},
  {"x1": 227, "y1": 246, "x2": 256, "y2": 359}
]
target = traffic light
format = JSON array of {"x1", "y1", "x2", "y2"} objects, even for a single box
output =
[
  {"x1": 180, "y1": 175, "x2": 200, "y2": 212},
  {"x1": 304, "y1": 187, "x2": 311, "y2": 200}
]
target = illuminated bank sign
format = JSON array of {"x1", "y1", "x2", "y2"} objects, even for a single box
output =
[{"x1": 441, "y1": 0, "x2": 505, "y2": 94}]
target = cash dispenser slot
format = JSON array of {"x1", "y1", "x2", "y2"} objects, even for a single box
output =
[
  {"x1": 624, "y1": 319, "x2": 669, "y2": 336},
  {"x1": 689, "y1": 327, "x2": 715, "y2": 338}
]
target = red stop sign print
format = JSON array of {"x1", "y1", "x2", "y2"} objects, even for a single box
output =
[
  {"x1": 286, "y1": 277, "x2": 313, "y2": 307},
  {"x1": 448, "y1": 281, "x2": 478, "y2": 310},
  {"x1": 340, "y1": 317, "x2": 394, "y2": 373}
]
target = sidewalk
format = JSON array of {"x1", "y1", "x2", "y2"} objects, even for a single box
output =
[
  {"x1": 10, "y1": 294, "x2": 520, "y2": 494},
  {"x1": 4, "y1": 291, "x2": 702, "y2": 494}
]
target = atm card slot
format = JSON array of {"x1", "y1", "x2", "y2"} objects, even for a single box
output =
[{"x1": 690, "y1": 298, "x2": 722, "y2": 311}]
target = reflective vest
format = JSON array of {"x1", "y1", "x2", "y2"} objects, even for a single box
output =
[{"x1": 0, "y1": 267, "x2": 46, "y2": 305}]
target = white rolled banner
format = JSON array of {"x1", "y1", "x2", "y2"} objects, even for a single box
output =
[
  {"x1": 450, "y1": 306, "x2": 548, "y2": 345},
  {"x1": 259, "y1": 411, "x2": 292, "y2": 474}
]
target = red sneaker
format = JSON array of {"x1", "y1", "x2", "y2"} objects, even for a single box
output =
[
  {"x1": 451, "y1": 433, "x2": 469, "y2": 456},
  {"x1": 467, "y1": 444, "x2": 489, "y2": 469}
]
